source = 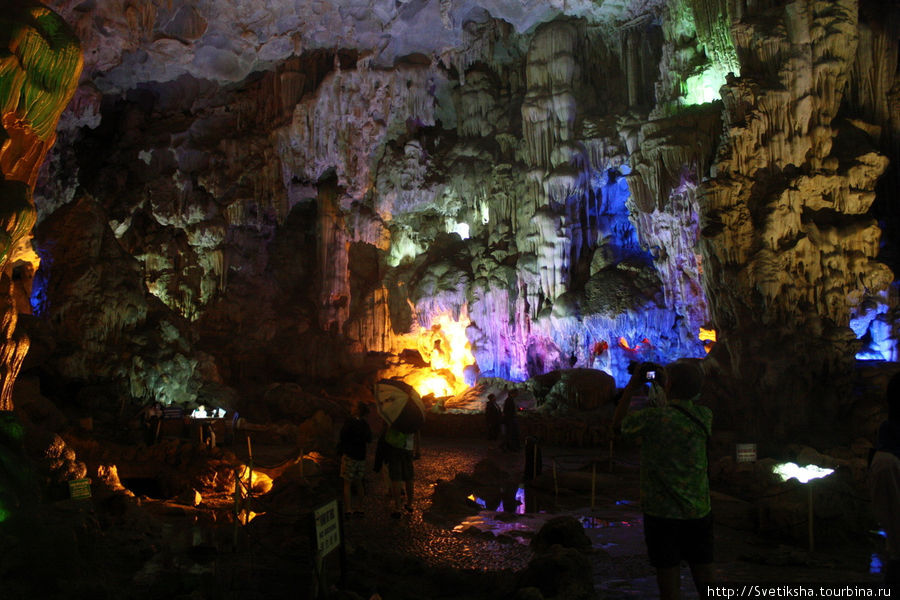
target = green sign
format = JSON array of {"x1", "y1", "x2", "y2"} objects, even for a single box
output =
[
  {"x1": 68, "y1": 478, "x2": 91, "y2": 500},
  {"x1": 313, "y1": 499, "x2": 340, "y2": 557}
]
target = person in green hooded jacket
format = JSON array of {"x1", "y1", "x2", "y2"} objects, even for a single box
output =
[{"x1": 612, "y1": 359, "x2": 713, "y2": 600}]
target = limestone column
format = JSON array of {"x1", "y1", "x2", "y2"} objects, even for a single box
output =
[
  {"x1": 0, "y1": 1, "x2": 82, "y2": 410},
  {"x1": 317, "y1": 174, "x2": 350, "y2": 334}
]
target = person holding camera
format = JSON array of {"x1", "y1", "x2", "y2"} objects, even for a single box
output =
[{"x1": 611, "y1": 360, "x2": 713, "y2": 600}]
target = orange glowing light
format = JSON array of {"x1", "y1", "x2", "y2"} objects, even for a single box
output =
[
  {"x1": 406, "y1": 312, "x2": 476, "y2": 398},
  {"x1": 238, "y1": 510, "x2": 261, "y2": 525},
  {"x1": 699, "y1": 327, "x2": 717, "y2": 353},
  {"x1": 618, "y1": 337, "x2": 652, "y2": 354},
  {"x1": 412, "y1": 373, "x2": 454, "y2": 398},
  {"x1": 239, "y1": 465, "x2": 273, "y2": 494}
]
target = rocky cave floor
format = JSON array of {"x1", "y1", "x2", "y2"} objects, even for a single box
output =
[{"x1": 2, "y1": 422, "x2": 889, "y2": 600}]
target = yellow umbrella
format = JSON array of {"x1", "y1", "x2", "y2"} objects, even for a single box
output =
[{"x1": 374, "y1": 379, "x2": 425, "y2": 433}]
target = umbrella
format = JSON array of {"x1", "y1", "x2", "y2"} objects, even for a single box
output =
[{"x1": 374, "y1": 378, "x2": 425, "y2": 433}]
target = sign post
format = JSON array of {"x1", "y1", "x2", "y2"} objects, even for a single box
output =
[
  {"x1": 68, "y1": 478, "x2": 91, "y2": 500},
  {"x1": 312, "y1": 499, "x2": 343, "y2": 598},
  {"x1": 314, "y1": 499, "x2": 340, "y2": 556}
]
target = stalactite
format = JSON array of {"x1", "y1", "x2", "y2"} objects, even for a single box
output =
[
  {"x1": 684, "y1": 0, "x2": 739, "y2": 74},
  {"x1": 849, "y1": 21, "x2": 899, "y2": 128},
  {"x1": 345, "y1": 286, "x2": 399, "y2": 355},
  {"x1": 279, "y1": 64, "x2": 439, "y2": 203},
  {"x1": 317, "y1": 177, "x2": 350, "y2": 334},
  {"x1": 521, "y1": 21, "x2": 581, "y2": 170},
  {"x1": 629, "y1": 108, "x2": 722, "y2": 210}
]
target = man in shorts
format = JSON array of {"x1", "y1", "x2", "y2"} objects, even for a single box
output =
[
  {"x1": 613, "y1": 359, "x2": 713, "y2": 600},
  {"x1": 339, "y1": 402, "x2": 372, "y2": 517}
]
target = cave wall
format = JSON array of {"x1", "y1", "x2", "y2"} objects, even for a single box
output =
[
  {"x1": 6, "y1": 0, "x2": 896, "y2": 439},
  {"x1": 699, "y1": 0, "x2": 897, "y2": 439},
  {"x1": 34, "y1": 4, "x2": 718, "y2": 393}
]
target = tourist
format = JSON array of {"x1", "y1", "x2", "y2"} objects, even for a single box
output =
[
  {"x1": 339, "y1": 402, "x2": 372, "y2": 517},
  {"x1": 868, "y1": 371, "x2": 900, "y2": 584},
  {"x1": 201, "y1": 420, "x2": 216, "y2": 449},
  {"x1": 502, "y1": 389, "x2": 520, "y2": 452},
  {"x1": 385, "y1": 425, "x2": 416, "y2": 518},
  {"x1": 612, "y1": 360, "x2": 713, "y2": 600},
  {"x1": 141, "y1": 401, "x2": 162, "y2": 445},
  {"x1": 524, "y1": 435, "x2": 543, "y2": 481},
  {"x1": 485, "y1": 393, "x2": 501, "y2": 440}
]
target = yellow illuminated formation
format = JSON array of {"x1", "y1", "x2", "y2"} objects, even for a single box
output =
[{"x1": 408, "y1": 312, "x2": 476, "y2": 398}]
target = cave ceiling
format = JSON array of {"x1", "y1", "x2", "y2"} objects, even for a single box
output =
[{"x1": 51, "y1": 0, "x2": 663, "y2": 91}]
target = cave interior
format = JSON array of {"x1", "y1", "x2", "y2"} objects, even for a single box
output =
[{"x1": 1, "y1": 0, "x2": 899, "y2": 597}]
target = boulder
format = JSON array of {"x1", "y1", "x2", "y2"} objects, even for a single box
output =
[
  {"x1": 176, "y1": 488, "x2": 202, "y2": 507},
  {"x1": 517, "y1": 544, "x2": 595, "y2": 600},
  {"x1": 533, "y1": 369, "x2": 615, "y2": 414},
  {"x1": 530, "y1": 515, "x2": 591, "y2": 554}
]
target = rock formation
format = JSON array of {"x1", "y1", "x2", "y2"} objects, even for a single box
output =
[
  {"x1": 0, "y1": 1, "x2": 81, "y2": 410},
  {"x1": 700, "y1": 0, "x2": 895, "y2": 439},
  {"x1": 0, "y1": 0, "x2": 890, "y2": 442}
]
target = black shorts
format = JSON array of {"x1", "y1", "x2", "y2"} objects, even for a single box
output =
[
  {"x1": 388, "y1": 448, "x2": 414, "y2": 482},
  {"x1": 643, "y1": 512, "x2": 713, "y2": 568}
]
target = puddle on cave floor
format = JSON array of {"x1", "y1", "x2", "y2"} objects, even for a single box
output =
[
  {"x1": 453, "y1": 488, "x2": 642, "y2": 548},
  {"x1": 452, "y1": 510, "x2": 549, "y2": 543},
  {"x1": 578, "y1": 515, "x2": 640, "y2": 529}
]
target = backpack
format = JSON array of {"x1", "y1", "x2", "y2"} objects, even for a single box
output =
[{"x1": 385, "y1": 427, "x2": 408, "y2": 450}]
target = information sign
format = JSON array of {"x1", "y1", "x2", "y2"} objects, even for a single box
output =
[
  {"x1": 68, "y1": 478, "x2": 91, "y2": 500},
  {"x1": 313, "y1": 500, "x2": 340, "y2": 557}
]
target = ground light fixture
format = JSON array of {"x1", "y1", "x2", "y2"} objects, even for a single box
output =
[{"x1": 772, "y1": 462, "x2": 835, "y2": 551}]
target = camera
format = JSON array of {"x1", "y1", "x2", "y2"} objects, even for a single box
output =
[{"x1": 645, "y1": 370, "x2": 656, "y2": 381}]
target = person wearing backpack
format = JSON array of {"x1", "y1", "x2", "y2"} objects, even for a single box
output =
[
  {"x1": 385, "y1": 425, "x2": 417, "y2": 518},
  {"x1": 612, "y1": 359, "x2": 713, "y2": 600}
]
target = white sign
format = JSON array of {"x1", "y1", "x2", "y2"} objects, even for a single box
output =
[{"x1": 314, "y1": 500, "x2": 340, "y2": 557}]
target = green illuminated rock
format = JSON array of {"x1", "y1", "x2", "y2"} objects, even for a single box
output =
[
  {"x1": 0, "y1": 180, "x2": 34, "y2": 267},
  {"x1": 0, "y1": 411, "x2": 36, "y2": 524},
  {"x1": 0, "y1": 1, "x2": 83, "y2": 140},
  {"x1": 0, "y1": 410, "x2": 24, "y2": 443}
]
